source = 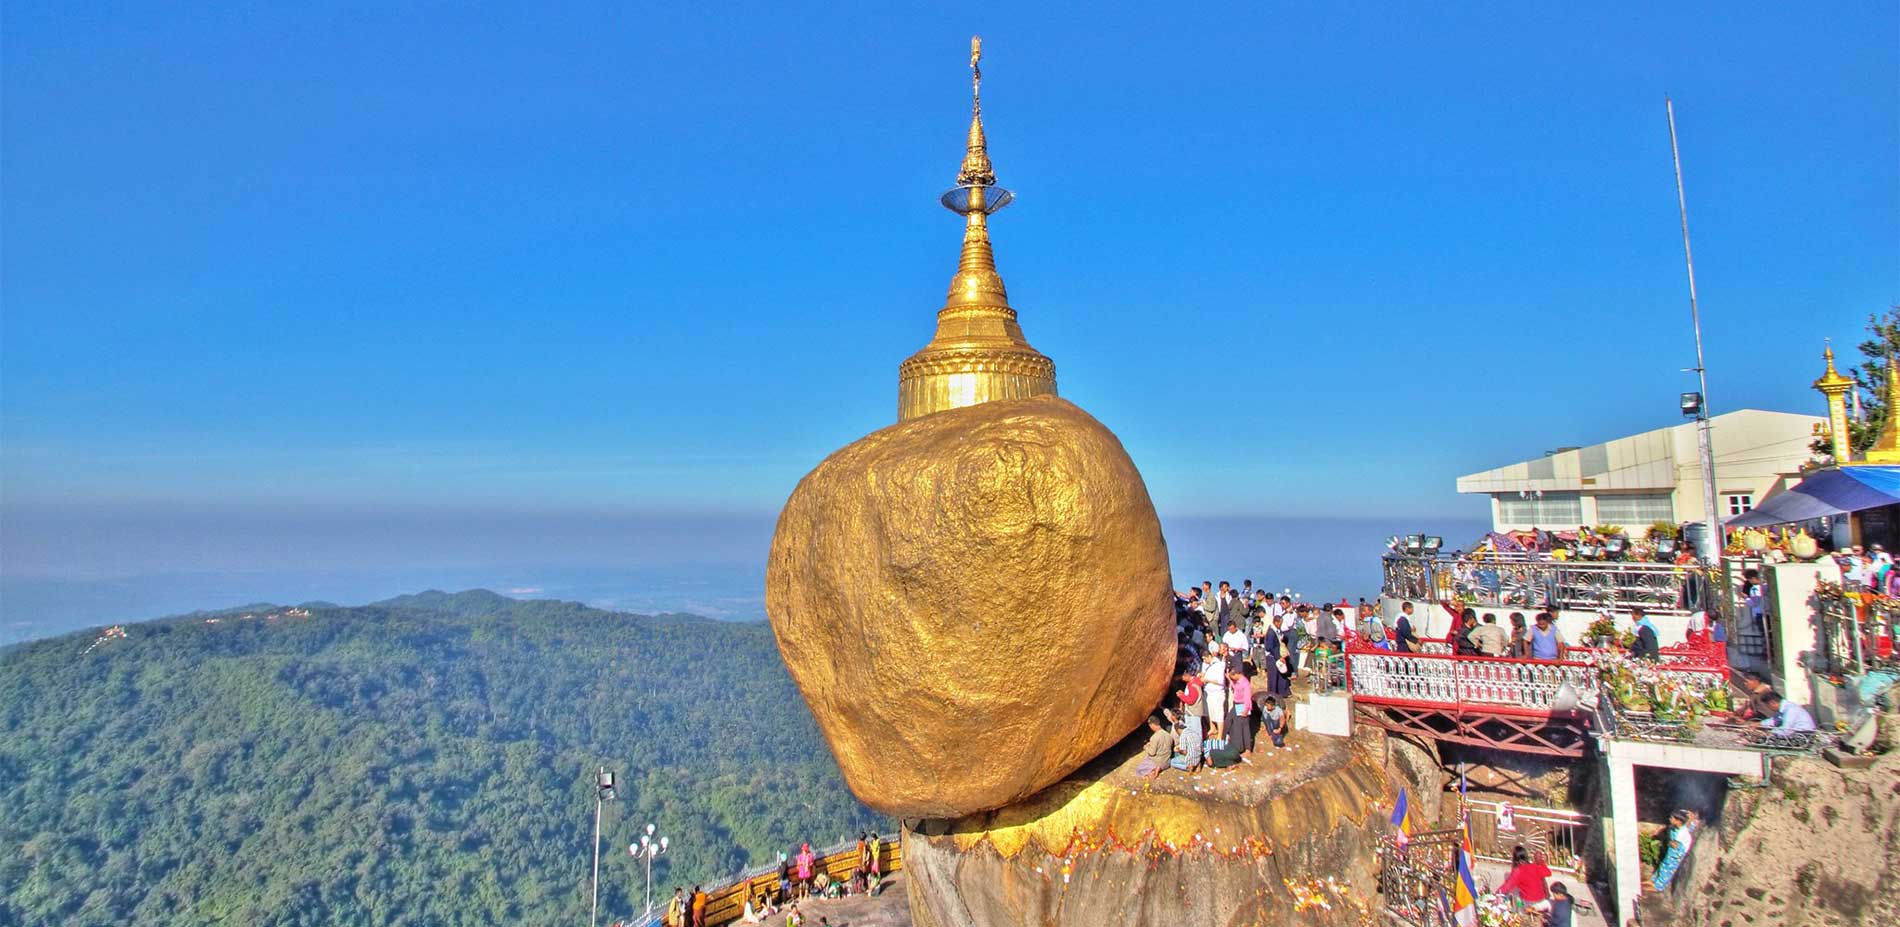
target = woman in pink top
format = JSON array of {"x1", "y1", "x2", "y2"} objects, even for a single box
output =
[
  {"x1": 1226, "y1": 668, "x2": 1253, "y2": 755},
  {"x1": 795, "y1": 843, "x2": 816, "y2": 898}
]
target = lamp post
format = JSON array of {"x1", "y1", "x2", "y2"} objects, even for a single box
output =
[
  {"x1": 632, "y1": 824, "x2": 669, "y2": 917},
  {"x1": 591, "y1": 767, "x2": 618, "y2": 927},
  {"x1": 1666, "y1": 98, "x2": 1723, "y2": 568}
]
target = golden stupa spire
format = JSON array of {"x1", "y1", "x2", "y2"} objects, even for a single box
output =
[
  {"x1": 1857, "y1": 355, "x2": 1900, "y2": 465},
  {"x1": 897, "y1": 36, "x2": 1058, "y2": 422},
  {"x1": 958, "y1": 36, "x2": 994, "y2": 186}
]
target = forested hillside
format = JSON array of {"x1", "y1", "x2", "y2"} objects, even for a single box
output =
[{"x1": 0, "y1": 590, "x2": 882, "y2": 926}]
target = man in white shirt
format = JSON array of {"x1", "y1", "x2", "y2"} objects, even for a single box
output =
[{"x1": 1221, "y1": 622, "x2": 1249, "y2": 666}]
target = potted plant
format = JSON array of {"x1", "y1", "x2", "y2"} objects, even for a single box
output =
[{"x1": 1586, "y1": 614, "x2": 1619, "y2": 648}]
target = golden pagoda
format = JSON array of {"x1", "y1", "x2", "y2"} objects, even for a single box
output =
[
  {"x1": 896, "y1": 36, "x2": 1058, "y2": 421},
  {"x1": 1814, "y1": 343, "x2": 1855, "y2": 463},
  {"x1": 1851, "y1": 355, "x2": 1900, "y2": 465}
]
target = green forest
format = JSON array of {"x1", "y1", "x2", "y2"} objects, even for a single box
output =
[{"x1": 0, "y1": 590, "x2": 884, "y2": 926}]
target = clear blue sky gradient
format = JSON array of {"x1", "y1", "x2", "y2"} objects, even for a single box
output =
[{"x1": 4, "y1": 3, "x2": 1897, "y2": 576}]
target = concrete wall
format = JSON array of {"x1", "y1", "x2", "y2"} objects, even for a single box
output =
[
  {"x1": 1460, "y1": 410, "x2": 1821, "y2": 533},
  {"x1": 1761, "y1": 560, "x2": 1837, "y2": 716}
]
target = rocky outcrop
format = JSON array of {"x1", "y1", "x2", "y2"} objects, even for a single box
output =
[
  {"x1": 901, "y1": 730, "x2": 1431, "y2": 926},
  {"x1": 1666, "y1": 749, "x2": 1900, "y2": 927}
]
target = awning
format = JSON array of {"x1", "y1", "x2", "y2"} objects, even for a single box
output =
[{"x1": 1726, "y1": 466, "x2": 1900, "y2": 527}]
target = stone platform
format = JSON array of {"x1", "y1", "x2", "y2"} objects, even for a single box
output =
[{"x1": 901, "y1": 721, "x2": 1419, "y2": 927}]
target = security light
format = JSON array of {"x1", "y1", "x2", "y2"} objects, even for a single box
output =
[{"x1": 1680, "y1": 391, "x2": 1703, "y2": 418}]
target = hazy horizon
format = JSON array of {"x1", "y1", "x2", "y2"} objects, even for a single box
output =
[{"x1": 0, "y1": 510, "x2": 1489, "y2": 644}]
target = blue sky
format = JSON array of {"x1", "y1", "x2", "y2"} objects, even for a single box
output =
[{"x1": 3, "y1": 2, "x2": 1896, "y2": 580}]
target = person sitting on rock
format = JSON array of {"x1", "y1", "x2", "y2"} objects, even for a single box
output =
[
  {"x1": 1137, "y1": 715, "x2": 1173, "y2": 780},
  {"x1": 1169, "y1": 703, "x2": 1204, "y2": 772},
  {"x1": 1259, "y1": 695, "x2": 1288, "y2": 749}
]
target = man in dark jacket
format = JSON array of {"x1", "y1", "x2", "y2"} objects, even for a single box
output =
[
  {"x1": 1394, "y1": 601, "x2": 1420, "y2": 652},
  {"x1": 1630, "y1": 607, "x2": 1661, "y2": 660}
]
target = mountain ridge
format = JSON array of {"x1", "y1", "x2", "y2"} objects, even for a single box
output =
[{"x1": 1, "y1": 588, "x2": 874, "y2": 926}]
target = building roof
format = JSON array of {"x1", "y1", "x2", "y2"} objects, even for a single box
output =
[{"x1": 1456, "y1": 409, "x2": 1820, "y2": 495}]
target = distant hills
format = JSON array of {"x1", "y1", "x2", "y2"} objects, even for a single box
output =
[{"x1": 0, "y1": 590, "x2": 881, "y2": 926}]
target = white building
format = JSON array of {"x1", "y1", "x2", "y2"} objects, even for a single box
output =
[{"x1": 1457, "y1": 409, "x2": 1822, "y2": 533}]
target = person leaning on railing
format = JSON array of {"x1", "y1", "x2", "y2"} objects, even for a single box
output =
[{"x1": 1528, "y1": 612, "x2": 1567, "y2": 661}]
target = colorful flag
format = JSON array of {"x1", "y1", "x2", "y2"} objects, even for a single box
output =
[
  {"x1": 1450, "y1": 829, "x2": 1479, "y2": 927},
  {"x1": 1389, "y1": 787, "x2": 1413, "y2": 845}
]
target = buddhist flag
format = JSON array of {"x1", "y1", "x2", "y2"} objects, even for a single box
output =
[
  {"x1": 1389, "y1": 787, "x2": 1413, "y2": 845},
  {"x1": 1450, "y1": 831, "x2": 1479, "y2": 927}
]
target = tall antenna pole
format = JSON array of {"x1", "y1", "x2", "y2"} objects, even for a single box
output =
[{"x1": 1667, "y1": 97, "x2": 1723, "y2": 568}]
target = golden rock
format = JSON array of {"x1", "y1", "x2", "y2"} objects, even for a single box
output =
[{"x1": 766, "y1": 394, "x2": 1175, "y2": 818}]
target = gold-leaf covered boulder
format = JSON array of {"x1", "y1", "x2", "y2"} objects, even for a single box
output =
[{"x1": 766, "y1": 394, "x2": 1174, "y2": 818}]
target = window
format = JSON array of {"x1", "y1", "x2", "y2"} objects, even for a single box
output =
[
  {"x1": 1594, "y1": 493, "x2": 1676, "y2": 524},
  {"x1": 1727, "y1": 493, "x2": 1754, "y2": 516},
  {"x1": 1496, "y1": 491, "x2": 1583, "y2": 526}
]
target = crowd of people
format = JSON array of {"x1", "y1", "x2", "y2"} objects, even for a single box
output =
[
  {"x1": 1136, "y1": 580, "x2": 1357, "y2": 777},
  {"x1": 657, "y1": 833, "x2": 887, "y2": 927}
]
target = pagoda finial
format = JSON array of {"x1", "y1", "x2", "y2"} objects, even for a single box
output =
[
  {"x1": 897, "y1": 37, "x2": 1056, "y2": 421},
  {"x1": 1815, "y1": 340, "x2": 1856, "y2": 464},
  {"x1": 958, "y1": 36, "x2": 995, "y2": 187}
]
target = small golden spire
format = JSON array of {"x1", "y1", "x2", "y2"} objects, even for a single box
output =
[
  {"x1": 897, "y1": 37, "x2": 1057, "y2": 422},
  {"x1": 1814, "y1": 340, "x2": 1854, "y2": 391},
  {"x1": 1815, "y1": 340, "x2": 1856, "y2": 465},
  {"x1": 958, "y1": 36, "x2": 994, "y2": 187}
]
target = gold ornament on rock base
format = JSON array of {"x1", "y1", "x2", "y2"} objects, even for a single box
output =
[{"x1": 767, "y1": 395, "x2": 1175, "y2": 818}]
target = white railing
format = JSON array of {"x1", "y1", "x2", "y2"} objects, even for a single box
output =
[{"x1": 1346, "y1": 647, "x2": 1598, "y2": 712}]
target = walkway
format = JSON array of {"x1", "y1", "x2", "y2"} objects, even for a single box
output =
[{"x1": 753, "y1": 873, "x2": 910, "y2": 927}]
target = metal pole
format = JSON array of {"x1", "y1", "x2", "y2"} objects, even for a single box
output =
[
  {"x1": 644, "y1": 850, "x2": 652, "y2": 916},
  {"x1": 590, "y1": 786, "x2": 603, "y2": 927},
  {"x1": 1667, "y1": 97, "x2": 1724, "y2": 568}
]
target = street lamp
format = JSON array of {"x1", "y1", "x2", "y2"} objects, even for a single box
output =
[
  {"x1": 591, "y1": 767, "x2": 618, "y2": 927},
  {"x1": 1665, "y1": 100, "x2": 1723, "y2": 570},
  {"x1": 632, "y1": 824, "x2": 670, "y2": 917}
]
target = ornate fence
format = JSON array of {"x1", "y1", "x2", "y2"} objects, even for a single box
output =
[
  {"x1": 1375, "y1": 830, "x2": 1462, "y2": 926},
  {"x1": 1346, "y1": 648, "x2": 1598, "y2": 714},
  {"x1": 1381, "y1": 554, "x2": 1729, "y2": 619},
  {"x1": 1815, "y1": 588, "x2": 1900, "y2": 678},
  {"x1": 1464, "y1": 800, "x2": 1588, "y2": 873}
]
